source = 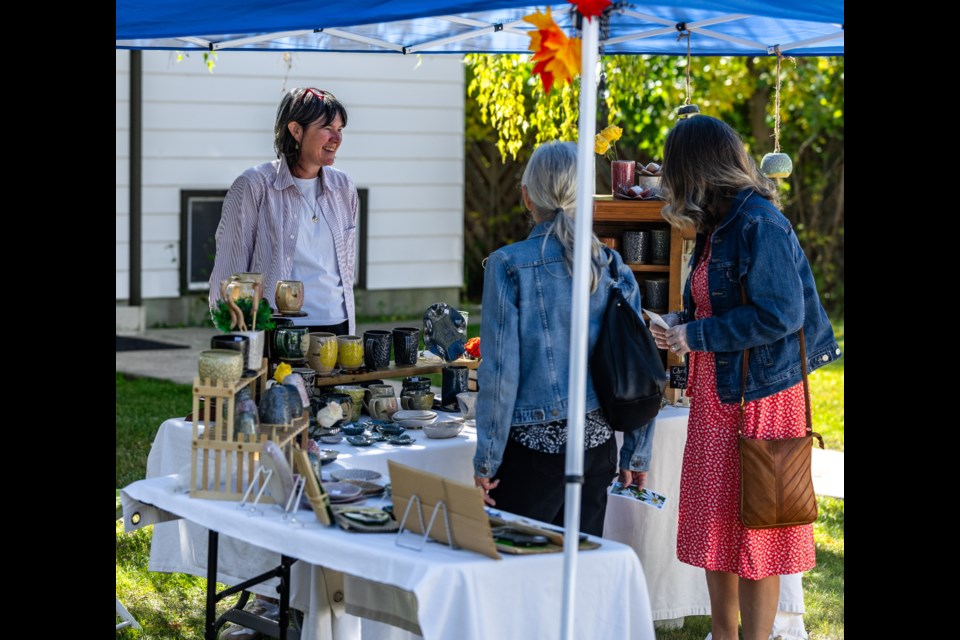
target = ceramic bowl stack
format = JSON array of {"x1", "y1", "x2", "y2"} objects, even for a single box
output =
[{"x1": 392, "y1": 409, "x2": 438, "y2": 428}]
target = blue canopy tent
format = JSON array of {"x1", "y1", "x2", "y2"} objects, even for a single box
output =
[{"x1": 116, "y1": 3, "x2": 842, "y2": 637}]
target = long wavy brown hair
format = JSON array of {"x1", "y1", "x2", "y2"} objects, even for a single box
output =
[{"x1": 660, "y1": 115, "x2": 779, "y2": 233}]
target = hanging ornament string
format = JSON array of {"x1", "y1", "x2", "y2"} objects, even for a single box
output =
[
  {"x1": 674, "y1": 25, "x2": 699, "y2": 118},
  {"x1": 772, "y1": 45, "x2": 782, "y2": 153}
]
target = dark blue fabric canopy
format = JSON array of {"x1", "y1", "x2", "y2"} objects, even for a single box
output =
[{"x1": 117, "y1": 0, "x2": 843, "y2": 56}]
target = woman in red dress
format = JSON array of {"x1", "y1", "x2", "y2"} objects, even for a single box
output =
[{"x1": 650, "y1": 116, "x2": 841, "y2": 640}]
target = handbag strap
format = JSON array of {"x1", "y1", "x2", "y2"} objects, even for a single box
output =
[{"x1": 737, "y1": 285, "x2": 824, "y2": 449}]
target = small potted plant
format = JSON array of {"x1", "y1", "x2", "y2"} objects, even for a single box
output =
[{"x1": 211, "y1": 278, "x2": 276, "y2": 370}]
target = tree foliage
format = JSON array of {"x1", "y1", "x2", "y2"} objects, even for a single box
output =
[{"x1": 464, "y1": 54, "x2": 843, "y2": 315}]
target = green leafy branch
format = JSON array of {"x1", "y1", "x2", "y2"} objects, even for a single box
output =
[{"x1": 211, "y1": 298, "x2": 276, "y2": 333}]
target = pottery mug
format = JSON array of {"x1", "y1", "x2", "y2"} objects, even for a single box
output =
[
  {"x1": 210, "y1": 334, "x2": 249, "y2": 371},
  {"x1": 333, "y1": 385, "x2": 366, "y2": 422},
  {"x1": 442, "y1": 365, "x2": 470, "y2": 408},
  {"x1": 307, "y1": 332, "x2": 338, "y2": 376},
  {"x1": 336, "y1": 335, "x2": 364, "y2": 370},
  {"x1": 363, "y1": 329, "x2": 392, "y2": 370},
  {"x1": 273, "y1": 326, "x2": 310, "y2": 361},
  {"x1": 363, "y1": 383, "x2": 395, "y2": 408},
  {"x1": 368, "y1": 396, "x2": 399, "y2": 421},
  {"x1": 401, "y1": 391, "x2": 435, "y2": 411},
  {"x1": 456, "y1": 391, "x2": 478, "y2": 419},
  {"x1": 392, "y1": 327, "x2": 420, "y2": 366},
  {"x1": 275, "y1": 280, "x2": 304, "y2": 314}
]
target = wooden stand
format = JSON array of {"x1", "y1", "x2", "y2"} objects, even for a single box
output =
[
  {"x1": 313, "y1": 357, "x2": 480, "y2": 388},
  {"x1": 189, "y1": 359, "x2": 309, "y2": 502}
]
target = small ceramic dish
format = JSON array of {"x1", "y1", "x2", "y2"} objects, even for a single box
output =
[
  {"x1": 315, "y1": 449, "x2": 340, "y2": 465},
  {"x1": 346, "y1": 435, "x2": 373, "y2": 447},
  {"x1": 366, "y1": 431, "x2": 388, "y2": 442},
  {"x1": 319, "y1": 434, "x2": 344, "y2": 444},
  {"x1": 388, "y1": 434, "x2": 416, "y2": 446},
  {"x1": 341, "y1": 479, "x2": 386, "y2": 496},
  {"x1": 423, "y1": 421, "x2": 465, "y2": 439},
  {"x1": 392, "y1": 409, "x2": 438, "y2": 428},
  {"x1": 331, "y1": 468, "x2": 383, "y2": 482},
  {"x1": 376, "y1": 423, "x2": 406, "y2": 437},
  {"x1": 341, "y1": 423, "x2": 367, "y2": 436}
]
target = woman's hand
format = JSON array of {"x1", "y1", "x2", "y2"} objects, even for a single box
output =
[
  {"x1": 664, "y1": 324, "x2": 690, "y2": 357},
  {"x1": 618, "y1": 469, "x2": 647, "y2": 491},
  {"x1": 474, "y1": 476, "x2": 500, "y2": 506},
  {"x1": 650, "y1": 312, "x2": 680, "y2": 351}
]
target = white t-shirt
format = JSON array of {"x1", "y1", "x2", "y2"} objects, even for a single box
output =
[{"x1": 290, "y1": 176, "x2": 348, "y2": 326}]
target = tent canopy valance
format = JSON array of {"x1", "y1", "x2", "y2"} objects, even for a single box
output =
[{"x1": 117, "y1": 1, "x2": 843, "y2": 56}]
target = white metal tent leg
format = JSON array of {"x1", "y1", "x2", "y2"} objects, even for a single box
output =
[
  {"x1": 561, "y1": 15, "x2": 599, "y2": 640},
  {"x1": 116, "y1": 596, "x2": 142, "y2": 630}
]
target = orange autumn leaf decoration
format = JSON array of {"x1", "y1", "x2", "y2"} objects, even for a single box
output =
[
  {"x1": 524, "y1": 7, "x2": 581, "y2": 93},
  {"x1": 569, "y1": 0, "x2": 611, "y2": 21},
  {"x1": 465, "y1": 337, "x2": 481, "y2": 359}
]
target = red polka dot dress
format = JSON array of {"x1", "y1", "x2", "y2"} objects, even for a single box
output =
[{"x1": 676, "y1": 237, "x2": 815, "y2": 580}]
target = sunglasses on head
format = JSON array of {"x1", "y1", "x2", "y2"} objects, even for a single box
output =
[{"x1": 295, "y1": 88, "x2": 328, "y2": 106}]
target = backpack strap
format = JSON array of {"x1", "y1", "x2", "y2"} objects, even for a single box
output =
[{"x1": 603, "y1": 246, "x2": 619, "y2": 284}]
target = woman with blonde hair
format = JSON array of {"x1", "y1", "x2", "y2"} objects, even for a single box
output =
[
  {"x1": 472, "y1": 141, "x2": 656, "y2": 536},
  {"x1": 651, "y1": 116, "x2": 841, "y2": 640}
]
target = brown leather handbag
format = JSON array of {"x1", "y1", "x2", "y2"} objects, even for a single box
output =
[{"x1": 738, "y1": 328, "x2": 824, "y2": 529}]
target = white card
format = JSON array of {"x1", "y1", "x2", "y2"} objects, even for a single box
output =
[
  {"x1": 642, "y1": 308, "x2": 671, "y2": 330},
  {"x1": 609, "y1": 482, "x2": 668, "y2": 509}
]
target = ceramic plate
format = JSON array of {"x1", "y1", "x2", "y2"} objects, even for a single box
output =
[
  {"x1": 259, "y1": 441, "x2": 295, "y2": 507},
  {"x1": 322, "y1": 482, "x2": 363, "y2": 500},
  {"x1": 388, "y1": 434, "x2": 416, "y2": 446},
  {"x1": 422, "y1": 303, "x2": 467, "y2": 361},
  {"x1": 341, "y1": 479, "x2": 386, "y2": 496},
  {"x1": 346, "y1": 435, "x2": 373, "y2": 447},
  {"x1": 331, "y1": 468, "x2": 383, "y2": 482}
]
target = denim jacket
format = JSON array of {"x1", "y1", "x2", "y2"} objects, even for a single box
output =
[
  {"x1": 474, "y1": 221, "x2": 655, "y2": 478},
  {"x1": 679, "y1": 189, "x2": 842, "y2": 404}
]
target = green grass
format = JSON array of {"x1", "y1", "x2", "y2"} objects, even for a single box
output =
[{"x1": 808, "y1": 321, "x2": 844, "y2": 451}]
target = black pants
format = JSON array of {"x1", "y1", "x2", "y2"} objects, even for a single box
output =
[
  {"x1": 304, "y1": 321, "x2": 349, "y2": 336},
  {"x1": 489, "y1": 436, "x2": 617, "y2": 536}
]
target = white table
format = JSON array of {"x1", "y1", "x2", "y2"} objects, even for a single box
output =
[
  {"x1": 124, "y1": 462, "x2": 653, "y2": 640},
  {"x1": 602, "y1": 406, "x2": 809, "y2": 639}
]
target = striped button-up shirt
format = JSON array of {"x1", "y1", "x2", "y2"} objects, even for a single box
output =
[{"x1": 208, "y1": 159, "x2": 358, "y2": 334}]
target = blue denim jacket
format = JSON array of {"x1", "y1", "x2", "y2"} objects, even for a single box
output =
[
  {"x1": 474, "y1": 221, "x2": 655, "y2": 478},
  {"x1": 679, "y1": 189, "x2": 842, "y2": 404}
]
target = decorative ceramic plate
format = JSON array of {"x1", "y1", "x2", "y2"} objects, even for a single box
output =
[
  {"x1": 422, "y1": 303, "x2": 467, "y2": 361},
  {"x1": 331, "y1": 468, "x2": 383, "y2": 482},
  {"x1": 341, "y1": 479, "x2": 386, "y2": 496},
  {"x1": 259, "y1": 441, "x2": 295, "y2": 507},
  {"x1": 388, "y1": 434, "x2": 416, "y2": 446},
  {"x1": 346, "y1": 435, "x2": 373, "y2": 447}
]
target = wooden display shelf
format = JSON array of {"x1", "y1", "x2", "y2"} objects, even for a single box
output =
[
  {"x1": 627, "y1": 264, "x2": 670, "y2": 273},
  {"x1": 314, "y1": 357, "x2": 480, "y2": 387}
]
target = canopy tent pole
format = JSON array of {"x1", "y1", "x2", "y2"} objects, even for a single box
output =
[
  {"x1": 561, "y1": 14, "x2": 599, "y2": 640},
  {"x1": 128, "y1": 50, "x2": 142, "y2": 308}
]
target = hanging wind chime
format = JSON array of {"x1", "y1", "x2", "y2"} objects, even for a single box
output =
[
  {"x1": 676, "y1": 26, "x2": 700, "y2": 118},
  {"x1": 760, "y1": 46, "x2": 793, "y2": 178}
]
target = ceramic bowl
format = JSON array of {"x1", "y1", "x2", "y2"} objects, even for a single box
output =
[
  {"x1": 341, "y1": 423, "x2": 367, "y2": 436},
  {"x1": 388, "y1": 434, "x2": 416, "y2": 446},
  {"x1": 376, "y1": 423, "x2": 406, "y2": 437},
  {"x1": 392, "y1": 409, "x2": 438, "y2": 429},
  {"x1": 456, "y1": 391, "x2": 478, "y2": 419},
  {"x1": 198, "y1": 349, "x2": 244, "y2": 384},
  {"x1": 346, "y1": 435, "x2": 373, "y2": 447},
  {"x1": 424, "y1": 421, "x2": 465, "y2": 439},
  {"x1": 319, "y1": 434, "x2": 344, "y2": 445}
]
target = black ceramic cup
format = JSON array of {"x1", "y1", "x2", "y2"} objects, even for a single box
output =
[
  {"x1": 211, "y1": 334, "x2": 249, "y2": 368},
  {"x1": 442, "y1": 365, "x2": 470, "y2": 408},
  {"x1": 363, "y1": 329, "x2": 392, "y2": 370},
  {"x1": 392, "y1": 327, "x2": 420, "y2": 366}
]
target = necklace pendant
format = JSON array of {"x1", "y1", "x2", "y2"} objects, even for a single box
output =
[{"x1": 312, "y1": 212, "x2": 319, "y2": 223}]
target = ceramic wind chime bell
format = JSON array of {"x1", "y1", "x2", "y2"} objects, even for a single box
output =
[{"x1": 760, "y1": 47, "x2": 793, "y2": 179}]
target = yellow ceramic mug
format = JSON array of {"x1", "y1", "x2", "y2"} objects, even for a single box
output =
[
  {"x1": 307, "y1": 332, "x2": 338, "y2": 376},
  {"x1": 336, "y1": 335, "x2": 364, "y2": 370}
]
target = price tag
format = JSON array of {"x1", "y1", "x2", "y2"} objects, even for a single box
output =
[{"x1": 669, "y1": 364, "x2": 688, "y2": 389}]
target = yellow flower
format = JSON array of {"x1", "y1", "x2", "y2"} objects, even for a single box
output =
[
  {"x1": 273, "y1": 362, "x2": 292, "y2": 383},
  {"x1": 599, "y1": 125, "x2": 622, "y2": 143},
  {"x1": 595, "y1": 135, "x2": 611, "y2": 155}
]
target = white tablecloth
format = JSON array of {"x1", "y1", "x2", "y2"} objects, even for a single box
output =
[
  {"x1": 602, "y1": 406, "x2": 808, "y2": 639},
  {"x1": 124, "y1": 473, "x2": 653, "y2": 640}
]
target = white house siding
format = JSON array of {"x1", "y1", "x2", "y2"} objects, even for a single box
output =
[{"x1": 116, "y1": 50, "x2": 465, "y2": 305}]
